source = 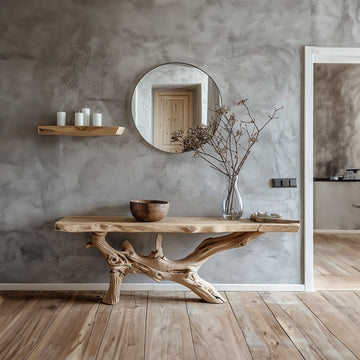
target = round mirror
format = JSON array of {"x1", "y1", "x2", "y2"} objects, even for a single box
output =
[{"x1": 131, "y1": 62, "x2": 222, "y2": 153}]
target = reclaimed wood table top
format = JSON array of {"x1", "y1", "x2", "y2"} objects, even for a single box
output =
[{"x1": 55, "y1": 216, "x2": 300, "y2": 233}]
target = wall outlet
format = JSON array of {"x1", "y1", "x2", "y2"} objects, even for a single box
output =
[{"x1": 271, "y1": 178, "x2": 297, "y2": 188}]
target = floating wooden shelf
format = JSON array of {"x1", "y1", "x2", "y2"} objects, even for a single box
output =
[{"x1": 37, "y1": 125, "x2": 125, "y2": 136}]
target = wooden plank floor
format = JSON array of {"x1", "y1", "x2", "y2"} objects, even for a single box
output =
[
  {"x1": 314, "y1": 232, "x2": 360, "y2": 290},
  {"x1": 1, "y1": 290, "x2": 360, "y2": 359}
]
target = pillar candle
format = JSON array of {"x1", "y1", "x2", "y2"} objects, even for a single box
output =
[
  {"x1": 75, "y1": 111, "x2": 84, "y2": 126},
  {"x1": 57, "y1": 111, "x2": 66, "y2": 126},
  {"x1": 81, "y1": 107, "x2": 90, "y2": 126},
  {"x1": 93, "y1": 112, "x2": 102, "y2": 126}
]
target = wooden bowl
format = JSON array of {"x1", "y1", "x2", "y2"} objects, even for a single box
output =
[{"x1": 130, "y1": 200, "x2": 169, "y2": 222}]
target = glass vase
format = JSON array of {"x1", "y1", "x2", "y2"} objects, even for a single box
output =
[{"x1": 223, "y1": 175, "x2": 243, "y2": 220}]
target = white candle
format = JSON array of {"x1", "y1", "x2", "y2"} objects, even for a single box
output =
[
  {"x1": 75, "y1": 111, "x2": 84, "y2": 126},
  {"x1": 93, "y1": 112, "x2": 102, "y2": 126},
  {"x1": 81, "y1": 106, "x2": 90, "y2": 126},
  {"x1": 57, "y1": 111, "x2": 66, "y2": 126}
]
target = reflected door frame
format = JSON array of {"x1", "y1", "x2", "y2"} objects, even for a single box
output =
[
  {"x1": 153, "y1": 90, "x2": 194, "y2": 153},
  {"x1": 303, "y1": 46, "x2": 360, "y2": 291}
]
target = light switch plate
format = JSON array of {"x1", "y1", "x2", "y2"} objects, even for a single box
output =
[{"x1": 271, "y1": 178, "x2": 297, "y2": 188}]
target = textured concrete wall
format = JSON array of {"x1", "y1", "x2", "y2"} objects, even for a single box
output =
[{"x1": 1, "y1": 0, "x2": 359, "y2": 285}]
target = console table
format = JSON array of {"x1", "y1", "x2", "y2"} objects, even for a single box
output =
[{"x1": 55, "y1": 216, "x2": 300, "y2": 305}]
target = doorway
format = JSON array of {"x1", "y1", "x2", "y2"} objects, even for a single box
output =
[{"x1": 304, "y1": 46, "x2": 360, "y2": 291}]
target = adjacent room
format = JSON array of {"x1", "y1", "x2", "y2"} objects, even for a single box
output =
[
  {"x1": 1, "y1": 1, "x2": 360, "y2": 359},
  {"x1": 312, "y1": 62, "x2": 360, "y2": 290}
]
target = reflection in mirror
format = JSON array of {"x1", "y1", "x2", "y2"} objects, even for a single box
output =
[{"x1": 131, "y1": 63, "x2": 221, "y2": 153}]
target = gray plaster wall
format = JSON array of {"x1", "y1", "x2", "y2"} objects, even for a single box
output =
[{"x1": 1, "y1": 0, "x2": 359, "y2": 285}]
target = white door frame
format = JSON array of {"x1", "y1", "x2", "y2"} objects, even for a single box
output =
[{"x1": 303, "y1": 46, "x2": 360, "y2": 291}]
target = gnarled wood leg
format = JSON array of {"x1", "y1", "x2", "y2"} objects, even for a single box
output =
[
  {"x1": 88, "y1": 232, "x2": 128, "y2": 304},
  {"x1": 86, "y1": 231, "x2": 263, "y2": 304},
  {"x1": 102, "y1": 269, "x2": 125, "y2": 304}
]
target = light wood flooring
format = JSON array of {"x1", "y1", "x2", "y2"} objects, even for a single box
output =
[
  {"x1": 314, "y1": 232, "x2": 360, "y2": 290},
  {"x1": 1, "y1": 290, "x2": 360, "y2": 359}
]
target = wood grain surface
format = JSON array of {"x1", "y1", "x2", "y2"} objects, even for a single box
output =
[
  {"x1": 314, "y1": 233, "x2": 360, "y2": 290},
  {"x1": 55, "y1": 216, "x2": 300, "y2": 233},
  {"x1": 37, "y1": 125, "x2": 125, "y2": 136},
  {"x1": 2, "y1": 290, "x2": 360, "y2": 360}
]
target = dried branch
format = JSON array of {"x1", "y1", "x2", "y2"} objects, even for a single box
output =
[{"x1": 171, "y1": 99, "x2": 283, "y2": 179}]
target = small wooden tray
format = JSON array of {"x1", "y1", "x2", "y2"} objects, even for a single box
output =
[{"x1": 250, "y1": 213, "x2": 300, "y2": 224}]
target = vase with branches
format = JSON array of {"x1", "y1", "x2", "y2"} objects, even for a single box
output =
[{"x1": 171, "y1": 99, "x2": 283, "y2": 220}]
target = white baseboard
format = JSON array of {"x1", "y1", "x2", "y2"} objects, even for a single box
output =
[
  {"x1": 154, "y1": 283, "x2": 305, "y2": 292},
  {"x1": 0, "y1": 283, "x2": 305, "y2": 292},
  {"x1": 314, "y1": 229, "x2": 360, "y2": 234}
]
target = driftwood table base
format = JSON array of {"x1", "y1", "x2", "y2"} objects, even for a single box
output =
[
  {"x1": 55, "y1": 216, "x2": 300, "y2": 305},
  {"x1": 88, "y1": 231, "x2": 262, "y2": 304}
]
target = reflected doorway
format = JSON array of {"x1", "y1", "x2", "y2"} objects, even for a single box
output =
[{"x1": 153, "y1": 87, "x2": 198, "y2": 153}]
